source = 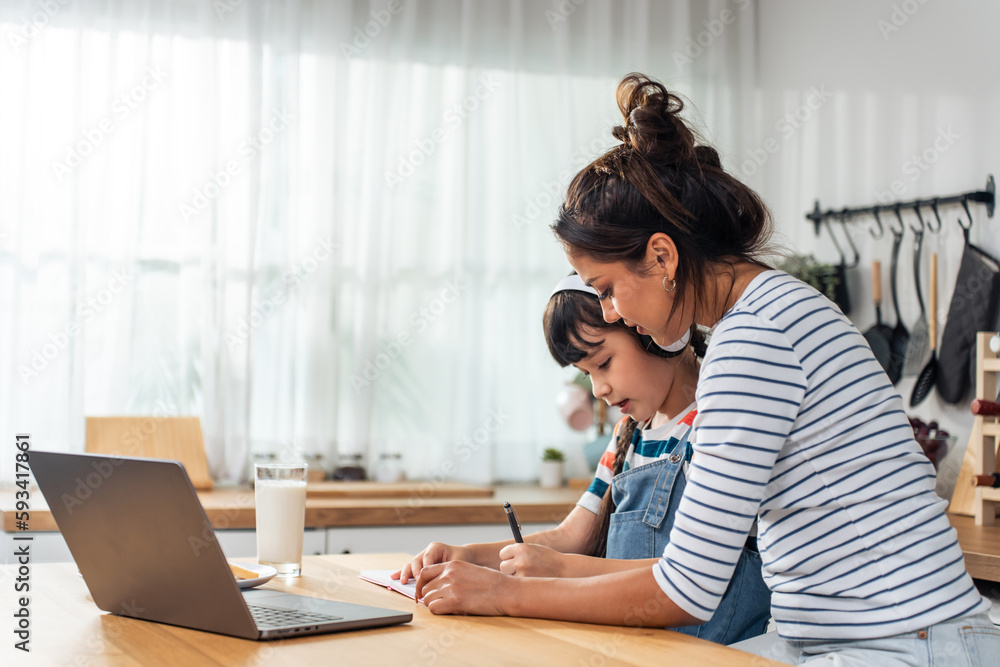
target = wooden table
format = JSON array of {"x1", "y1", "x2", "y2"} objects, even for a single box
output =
[
  {"x1": 0, "y1": 553, "x2": 785, "y2": 666},
  {"x1": 949, "y1": 513, "x2": 1000, "y2": 582}
]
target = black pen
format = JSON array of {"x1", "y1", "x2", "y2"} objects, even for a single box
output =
[{"x1": 503, "y1": 501, "x2": 523, "y2": 543}]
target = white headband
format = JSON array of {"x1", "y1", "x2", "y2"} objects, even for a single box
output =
[
  {"x1": 550, "y1": 274, "x2": 599, "y2": 298},
  {"x1": 549, "y1": 274, "x2": 690, "y2": 353}
]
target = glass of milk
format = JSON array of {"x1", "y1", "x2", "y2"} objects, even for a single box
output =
[{"x1": 254, "y1": 463, "x2": 308, "y2": 577}]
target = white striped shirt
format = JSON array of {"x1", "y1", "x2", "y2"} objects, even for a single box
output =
[{"x1": 653, "y1": 270, "x2": 987, "y2": 640}]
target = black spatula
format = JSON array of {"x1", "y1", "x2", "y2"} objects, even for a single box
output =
[
  {"x1": 887, "y1": 224, "x2": 908, "y2": 385},
  {"x1": 904, "y1": 213, "x2": 929, "y2": 376},
  {"x1": 911, "y1": 253, "x2": 938, "y2": 407},
  {"x1": 863, "y1": 260, "x2": 893, "y2": 376}
]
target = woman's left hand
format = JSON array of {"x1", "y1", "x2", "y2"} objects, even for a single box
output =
[{"x1": 415, "y1": 560, "x2": 515, "y2": 616}]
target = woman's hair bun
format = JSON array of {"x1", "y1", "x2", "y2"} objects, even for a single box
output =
[
  {"x1": 694, "y1": 144, "x2": 721, "y2": 169},
  {"x1": 612, "y1": 73, "x2": 697, "y2": 167}
]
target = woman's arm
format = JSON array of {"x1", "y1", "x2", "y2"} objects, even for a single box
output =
[
  {"x1": 398, "y1": 428, "x2": 619, "y2": 582},
  {"x1": 396, "y1": 505, "x2": 600, "y2": 582},
  {"x1": 415, "y1": 560, "x2": 702, "y2": 627}
]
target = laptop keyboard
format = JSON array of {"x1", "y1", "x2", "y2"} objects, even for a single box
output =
[{"x1": 248, "y1": 604, "x2": 343, "y2": 630}]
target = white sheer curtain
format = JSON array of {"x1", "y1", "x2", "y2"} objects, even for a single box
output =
[{"x1": 0, "y1": 0, "x2": 757, "y2": 484}]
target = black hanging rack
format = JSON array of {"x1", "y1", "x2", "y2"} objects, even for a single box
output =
[{"x1": 806, "y1": 174, "x2": 995, "y2": 237}]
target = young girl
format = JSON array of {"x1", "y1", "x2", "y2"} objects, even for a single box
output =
[
  {"x1": 398, "y1": 275, "x2": 770, "y2": 644},
  {"x1": 413, "y1": 74, "x2": 999, "y2": 664}
]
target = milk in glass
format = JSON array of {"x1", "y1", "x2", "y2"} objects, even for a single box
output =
[{"x1": 255, "y1": 478, "x2": 307, "y2": 576}]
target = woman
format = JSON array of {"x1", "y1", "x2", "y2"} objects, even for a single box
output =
[
  {"x1": 415, "y1": 74, "x2": 998, "y2": 663},
  {"x1": 398, "y1": 276, "x2": 770, "y2": 644}
]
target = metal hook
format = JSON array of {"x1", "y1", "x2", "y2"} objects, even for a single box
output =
[
  {"x1": 910, "y1": 204, "x2": 926, "y2": 235},
  {"x1": 824, "y1": 219, "x2": 846, "y2": 265},
  {"x1": 928, "y1": 200, "x2": 943, "y2": 234},
  {"x1": 869, "y1": 209, "x2": 885, "y2": 240},
  {"x1": 889, "y1": 205, "x2": 905, "y2": 237},
  {"x1": 840, "y1": 214, "x2": 860, "y2": 269},
  {"x1": 959, "y1": 196, "x2": 974, "y2": 231}
]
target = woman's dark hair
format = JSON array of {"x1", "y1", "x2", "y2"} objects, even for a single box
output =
[
  {"x1": 552, "y1": 73, "x2": 773, "y2": 325},
  {"x1": 542, "y1": 286, "x2": 706, "y2": 558}
]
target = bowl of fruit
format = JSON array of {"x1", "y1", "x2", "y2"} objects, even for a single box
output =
[{"x1": 907, "y1": 417, "x2": 953, "y2": 470}]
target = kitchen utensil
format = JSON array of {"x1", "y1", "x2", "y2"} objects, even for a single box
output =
[
  {"x1": 910, "y1": 253, "x2": 938, "y2": 407},
  {"x1": 863, "y1": 260, "x2": 893, "y2": 376},
  {"x1": 936, "y1": 212, "x2": 1000, "y2": 404},
  {"x1": 824, "y1": 219, "x2": 853, "y2": 315},
  {"x1": 887, "y1": 218, "x2": 908, "y2": 384},
  {"x1": 903, "y1": 208, "x2": 929, "y2": 375}
]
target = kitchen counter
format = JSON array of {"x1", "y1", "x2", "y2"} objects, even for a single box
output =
[
  {"x1": 5, "y1": 484, "x2": 998, "y2": 584},
  {"x1": 0, "y1": 482, "x2": 581, "y2": 532}
]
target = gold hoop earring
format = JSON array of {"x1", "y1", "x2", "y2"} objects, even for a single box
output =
[{"x1": 662, "y1": 277, "x2": 677, "y2": 293}]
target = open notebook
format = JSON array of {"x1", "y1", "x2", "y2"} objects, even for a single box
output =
[{"x1": 359, "y1": 570, "x2": 418, "y2": 601}]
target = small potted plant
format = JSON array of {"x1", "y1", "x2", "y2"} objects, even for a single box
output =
[{"x1": 540, "y1": 448, "x2": 565, "y2": 488}]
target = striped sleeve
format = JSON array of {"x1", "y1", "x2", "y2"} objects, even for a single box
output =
[{"x1": 653, "y1": 312, "x2": 806, "y2": 621}]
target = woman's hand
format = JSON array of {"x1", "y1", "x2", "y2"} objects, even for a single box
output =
[
  {"x1": 498, "y1": 542, "x2": 570, "y2": 578},
  {"x1": 394, "y1": 542, "x2": 471, "y2": 584},
  {"x1": 415, "y1": 560, "x2": 515, "y2": 616}
]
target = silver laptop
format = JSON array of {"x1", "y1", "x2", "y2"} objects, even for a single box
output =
[{"x1": 31, "y1": 451, "x2": 412, "y2": 640}]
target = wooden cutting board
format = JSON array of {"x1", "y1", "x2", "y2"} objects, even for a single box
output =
[
  {"x1": 305, "y1": 481, "x2": 494, "y2": 499},
  {"x1": 85, "y1": 416, "x2": 213, "y2": 490}
]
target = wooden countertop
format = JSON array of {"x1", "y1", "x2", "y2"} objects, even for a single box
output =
[
  {"x1": 948, "y1": 514, "x2": 1000, "y2": 582},
  {"x1": 6, "y1": 482, "x2": 998, "y2": 583},
  {"x1": 0, "y1": 553, "x2": 786, "y2": 666},
  {"x1": 1, "y1": 483, "x2": 581, "y2": 533}
]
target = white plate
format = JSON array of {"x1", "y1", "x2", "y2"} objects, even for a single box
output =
[{"x1": 230, "y1": 562, "x2": 278, "y2": 589}]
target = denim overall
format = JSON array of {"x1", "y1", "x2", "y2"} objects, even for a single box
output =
[{"x1": 607, "y1": 428, "x2": 771, "y2": 645}]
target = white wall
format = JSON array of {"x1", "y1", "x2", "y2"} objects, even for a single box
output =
[{"x1": 748, "y1": 0, "x2": 1000, "y2": 501}]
